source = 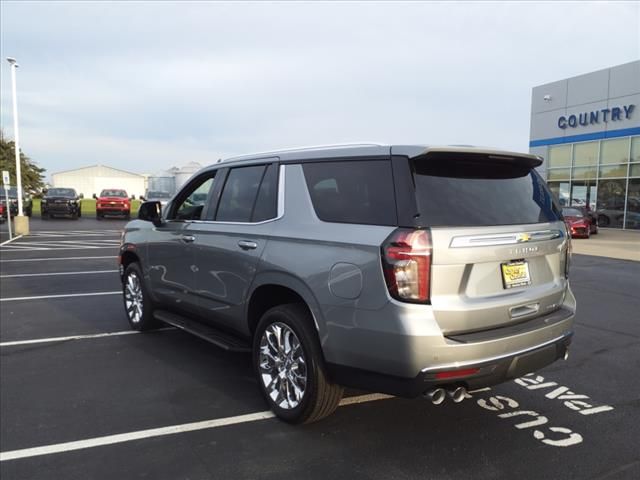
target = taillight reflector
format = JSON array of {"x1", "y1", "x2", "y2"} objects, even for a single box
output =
[{"x1": 434, "y1": 368, "x2": 479, "y2": 380}]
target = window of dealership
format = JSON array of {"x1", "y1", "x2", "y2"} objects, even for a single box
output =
[{"x1": 546, "y1": 135, "x2": 640, "y2": 229}]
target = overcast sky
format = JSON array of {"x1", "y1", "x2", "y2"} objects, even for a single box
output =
[{"x1": 1, "y1": 1, "x2": 638, "y2": 177}]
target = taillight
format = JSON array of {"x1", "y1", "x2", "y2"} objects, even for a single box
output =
[{"x1": 381, "y1": 228, "x2": 432, "y2": 303}]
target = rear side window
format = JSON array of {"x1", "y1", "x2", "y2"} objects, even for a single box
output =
[
  {"x1": 216, "y1": 165, "x2": 266, "y2": 222},
  {"x1": 252, "y1": 164, "x2": 278, "y2": 222},
  {"x1": 302, "y1": 160, "x2": 397, "y2": 225},
  {"x1": 412, "y1": 158, "x2": 561, "y2": 227}
]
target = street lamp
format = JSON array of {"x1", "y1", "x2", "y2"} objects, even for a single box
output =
[{"x1": 6, "y1": 56, "x2": 28, "y2": 235}]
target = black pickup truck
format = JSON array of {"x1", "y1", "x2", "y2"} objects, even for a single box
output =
[{"x1": 41, "y1": 188, "x2": 83, "y2": 219}]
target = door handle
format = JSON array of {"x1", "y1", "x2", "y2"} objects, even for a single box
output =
[
  {"x1": 181, "y1": 235, "x2": 196, "y2": 243},
  {"x1": 238, "y1": 240, "x2": 258, "y2": 250}
]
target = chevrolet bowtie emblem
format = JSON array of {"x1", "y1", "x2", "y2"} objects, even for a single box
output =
[{"x1": 517, "y1": 233, "x2": 531, "y2": 243}]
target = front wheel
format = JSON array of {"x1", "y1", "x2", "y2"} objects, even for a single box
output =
[
  {"x1": 253, "y1": 304, "x2": 343, "y2": 424},
  {"x1": 122, "y1": 263, "x2": 159, "y2": 331}
]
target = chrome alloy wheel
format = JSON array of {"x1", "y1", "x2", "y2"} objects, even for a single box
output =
[
  {"x1": 259, "y1": 322, "x2": 308, "y2": 410},
  {"x1": 124, "y1": 272, "x2": 144, "y2": 324}
]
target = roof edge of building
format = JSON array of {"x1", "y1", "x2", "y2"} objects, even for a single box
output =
[{"x1": 52, "y1": 164, "x2": 144, "y2": 178}]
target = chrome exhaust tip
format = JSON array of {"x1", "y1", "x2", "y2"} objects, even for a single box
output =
[
  {"x1": 424, "y1": 388, "x2": 446, "y2": 405},
  {"x1": 448, "y1": 386, "x2": 466, "y2": 403}
]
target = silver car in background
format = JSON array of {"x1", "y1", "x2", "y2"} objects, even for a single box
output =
[
  {"x1": 140, "y1": 190, "x2": 173, "y2": 208},
  {"x1": 120, "y1": 144, "x2": 575, "y2": 423}
]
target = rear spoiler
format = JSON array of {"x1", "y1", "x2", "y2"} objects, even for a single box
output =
[{"x1": 391, "y1": 145, "x2": 543, "y2": 169}]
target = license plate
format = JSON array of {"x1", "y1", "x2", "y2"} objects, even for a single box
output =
[{"x1": 501, "y1": 260, "x2": 531, "y2": 289}]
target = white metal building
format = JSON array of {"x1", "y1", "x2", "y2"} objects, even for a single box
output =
[{"x1": 51, "y1": 165, "x2": 146, "y2": 198}]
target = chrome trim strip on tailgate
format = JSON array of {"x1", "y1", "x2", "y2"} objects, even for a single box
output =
[{"x1": 449, "y1": 229, "x2": 563, "y2": 248}]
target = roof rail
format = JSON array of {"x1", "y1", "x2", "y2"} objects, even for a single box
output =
[{"x1": 222, "y1": 142, "x2": 384, "y2": 162}]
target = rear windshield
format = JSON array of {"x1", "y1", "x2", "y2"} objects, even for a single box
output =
[
  {"x1": 411, "y1": 159, "x2": 561, "y2": 227},
  {"x1": 48, "y1": 188, "x2": 76, "y2": 198},
  {"x1": 3, "y1": 187, "x2": 18, "y2": 198},
  {"x1": 562, "y1": 208, "x2": 583, "y2": 217},
  {"x1": 146, "y1": 191, "x2": 171, "y2": 199},
  {"x1": 100, "y1": 190, "x2": 127, "y2": 197}
]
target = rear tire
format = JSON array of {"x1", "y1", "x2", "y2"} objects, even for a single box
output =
[
  {"x1": 122, "y1": 263, "x2": 159, "y2": 331},
  {"x1": 253, "y1": 304, "x2": 343, "y2": 424},
  {"x1": 96, "y1": 212, "x2": 103, "y2": 220}
]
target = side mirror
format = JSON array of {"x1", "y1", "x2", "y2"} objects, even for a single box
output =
[
  {"x1": 42, "y1": 189, "x2": 48, "y2": 195},
  {"x1": 79, "y1": 193, "x2": 84, "y2": 199},
  {"x1": 138, "y1": 201, "x2": 163, "y2": 227},
  {"x1": 140, "y1": 196, "x2": 146, "y2": 201},
  {"x1": 92, "y1": 193, "x2": 97, "y2": 200}
]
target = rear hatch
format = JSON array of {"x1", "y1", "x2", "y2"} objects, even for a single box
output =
[{"x1": 399, "y1": 148, "x2": 568, "y2": 335}]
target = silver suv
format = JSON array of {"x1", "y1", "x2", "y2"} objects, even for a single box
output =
[{"x1": 120, "y1": 144, "x2": 575, "y2": 423}]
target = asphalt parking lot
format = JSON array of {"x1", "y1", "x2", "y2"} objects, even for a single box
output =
[{"x1": 1, "y1": 219, "x2": 639, "y2": 480}]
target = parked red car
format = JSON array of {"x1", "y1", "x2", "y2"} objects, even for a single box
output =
[
  {"x1": 562, "y1": 207, "x2": 593, "y2": 239},
  {"x1": 93, "y1": 189, "x2": 132, "y2": 219}
]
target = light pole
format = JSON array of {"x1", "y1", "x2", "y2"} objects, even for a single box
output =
[{"x1": 6, "y1": 57, "x2": 28, "y2": 235}]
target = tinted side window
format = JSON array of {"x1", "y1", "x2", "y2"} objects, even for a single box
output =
[
  {"x1": 302, "y1": 160, "x2": 397, "y2": 225},
  {"x1": 252, "y1": 164, "x2": 278, "y2": 222},
  {"x1": 216, "y1": 165, "x2": 266, "y2": 222}
]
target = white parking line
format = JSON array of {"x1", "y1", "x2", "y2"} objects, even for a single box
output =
[
  {"x1": 0, "y1": 270, "x2": 118, "y2": 279},
  {"x1": 29, "y1": 230, "x2": 122, "y2": 236},
  {"x1": 0, "y1": 256, "x2": 115, "y2": 263},
  {"x1": 2, "y1": 242, "x2": 120, "y2": 250},
  {"x1": 0, "y1": 330, "x2": 139, "y2": 347},
  {"x1": 0, "y1": 327, "x2": 174, "y2": 347},
  {"x1": 1, "y1": 246, "x2": 117, "y2": 251},
  {"x1": 8, "y1": 240, "x2": 118, "y2": 247},
  {"x1": 0, "y1": 291, "x2": 121, "y2": 302},
  {"x1": 0, "y1": 235, "x2": 23, "y2": 246},
  {"x1": 0, "y1": 393, "x2": 392, "y2": 462},
  {"x1": 26, "y1": 233, "x2": 122, "y2": 238}
]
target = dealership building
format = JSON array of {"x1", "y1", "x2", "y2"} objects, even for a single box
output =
[{"x1": 529, "y1": 60, "x2": 640, "y2": 229}]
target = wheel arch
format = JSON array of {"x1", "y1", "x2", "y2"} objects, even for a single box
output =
[
  {"x1": 247, "y1": 273, "x2": 325, "y2": 339},
  {"x1": 119, "y1": 248, "x2": 140, "y2": 279}
]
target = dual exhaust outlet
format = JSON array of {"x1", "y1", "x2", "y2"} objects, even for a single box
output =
[{"x1": 424, "y1": 386, "x2": 466, "y2": 405}]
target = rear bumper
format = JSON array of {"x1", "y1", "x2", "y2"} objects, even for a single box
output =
[
  {"x1": 322, "y1": 286, "x2": 576, "y2": 396},
  {"x1": 327, "y1": 330, "x2": 572, "y2": 397}
]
